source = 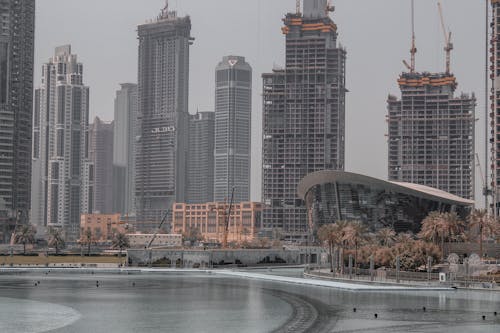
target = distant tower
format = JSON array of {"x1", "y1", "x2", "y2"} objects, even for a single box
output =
[
  {"x1": 88, "y1": 117, "x2": 114, "y2": 214},
  {"x1": 32, "y1": 45, "x2": 91, "y2": 240},
  {"x1": 135, "y1": 4, "x2": 193, "y2": 231},
  {"x1": 0, "y1": 0, "x2": 35, "y2": 242},
  {"x1": 113, "y1": 83, "x2": 138, "y2": 215},
  {"x1": 387, "y1": 2, "x2": 475, "y2": 200},
  {"x1": 187, "y1": 111, "x2": 215, "y2": 204},
  {"x1": 491, "y1": 0, "x2": 500, "y2": 214},
  {"x1": 214, "y1": 56, "x2": 252, "y2": 203},
  {"x1": 262, "y1": 0, "x2": 346, "y2": 241}
]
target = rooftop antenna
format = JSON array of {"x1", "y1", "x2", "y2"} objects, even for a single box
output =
[
  {"x1": 296, "y1": 0, "x2": 301, "y2": 15},
  {"x1": 438, "y1": 1, "x2": 453, "y2": 74},
  {"x1": 403, "y1": 0, "x2": 417, "y2": 73}
]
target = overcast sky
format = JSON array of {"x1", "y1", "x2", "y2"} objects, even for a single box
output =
[{"x1": 34, "y1": 0, "x2": 486, "y2": 204}]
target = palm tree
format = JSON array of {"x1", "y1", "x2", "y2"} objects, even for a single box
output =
[
  {"x1": 80, "y1": 228, "x2": 94, "y2": 256},
  {"x1": 318, "y1": 224, "x2": 338, "y2": 272},
  {"x1": 418, "y1": 211, "x2": 444, "y2": 245},
  {"x1": 376, "y1": 228, "x2": 396, "y2": 246},
  {"x1": 47, "y1": 227, "x2": 65, "y2": 255},
  {"x1": 14, "y1": 224, "x2": 36, "y2": 255},
  {"x1": 468, "y1": 209, "x2": 499, "y2": 258},
  {"x1": 343, "y1": 221, "x2": 369, "y2": 271},
  {"x1": 112, "y1": 232, "x2": 130, "y2": 266}
]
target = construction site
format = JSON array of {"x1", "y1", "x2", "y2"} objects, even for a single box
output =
[{"x1": 387, "y1": 0, "x2": 476, "y2": 201}]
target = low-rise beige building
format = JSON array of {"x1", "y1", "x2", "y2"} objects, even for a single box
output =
[
  {"x1": 127, "y1": 233, "x2": 182, "y2": 248},
  {"x1": 172, "y1": 202, "x2": 263, "y2": 244},
  {"x1": 80, "y1": 213, "x2": 128, "y2": 243}
]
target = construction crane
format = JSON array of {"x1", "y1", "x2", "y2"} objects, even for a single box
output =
[
  {"x1": 146, "y1": 209, "x2": 171, "y2": 249},
  {"x1": 476, "y1": 153, "x2": 492, "y2": 208},
  {"x1": 437, "y1": 1, "x2": 453, "y2": 74},
  {"x1": 222, "y1": 187, "x2": 235, "y2": 248},
  {"x1": 403, "y1": 0, "x2": 417, "y2": 73},
  {"x1": 296, "y1": 0, "x2": 301, "y2": 15}
]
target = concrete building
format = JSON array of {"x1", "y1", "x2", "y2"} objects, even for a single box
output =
[
  {"x1": 113, "y1": 83, "x2": 138, "y2": 215},
  {"x1": 135, "y1": 3, "x2": 193, "y2": 232},
  {"x1": 0, "y1": 0, "x2": 35, "y2": 243},
  {"x1": 262, "y1": 0, "x2": 346, "y2": 241},
  {"x1": 172, "y1": 201, "x2": 263, "y2": 244},
  {"x1": 491, "y1": 0, "x2": 500, "y2": 214},
  {"x1": 387, "y1": 73, "x2": 475, "y2": 200},
  {"x1": 32, "y1": 45, "x2": 91, "y2": 241},
  {"x1": 127, "y1": 233, "x2": 182, "y2": 248},
  {"x1": 214, "y1": 56, "x2": 252, "y2": 203},
  {"x1": 80, "y1": 213, "x2": 127, "y2": 244},
  {"x1": 88, "y1": 117, "x2": 114, "y2": 214},
  {"x1": 298, "y1": 170, "x2": 474, "y2": 237},
  {"x1": 187, "y1": 111, "x2": 214, "y2": 204}
]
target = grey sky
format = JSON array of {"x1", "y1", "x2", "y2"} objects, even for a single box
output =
[{"x1": 34, "y1": 0, "x2": 486, "y2": 204}]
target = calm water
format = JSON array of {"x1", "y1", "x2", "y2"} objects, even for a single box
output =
[{"x1": 0, "y1": 270, "x2": 499, "y2": 332}]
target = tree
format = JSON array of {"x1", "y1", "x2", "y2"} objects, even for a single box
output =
[
  {"x1": 419, "y1": 212, "x2": 465, "y2": 259},
  {"x1": 343, "y1": 221, "x2": 369, "y2": 271},
  {"x1": 112, "y1": 232, "x2": 130, "y2": 266},
  {"x1": 376, "y1": 228, "x2": 396, "y2": 247},
  {"x1": 14, "y1": 224, "x2": 36, "y2": 255},
  {"x1": 47, "y1": 227, "x2": 65, "y2": 255},
  {"x1": 468, "y1": 209, "x2": 499, "y2": 258},
  {"x1": 80, "y1": 228, "x2": 95, "y2": 256},
  {"x1": 317, "y1": 224, "x2": 338, "y2": 272},
  {"x1": 182, "y1": 226, "x2": 203, "y2": 245}
]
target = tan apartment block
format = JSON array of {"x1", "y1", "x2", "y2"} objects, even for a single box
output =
[{"x1": 172, "y1": 202, "x2": 263, "y2": 244}]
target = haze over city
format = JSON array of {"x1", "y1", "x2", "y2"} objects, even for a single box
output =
[{"x1": 34, "y1": 0, "x2": 486, "y2": 202}]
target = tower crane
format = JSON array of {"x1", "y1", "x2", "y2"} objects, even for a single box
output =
[
  {"x1": 296, "y1": 0, "x2": 301, "y2": 15},
  {"x1": 326, "y1": 0, "x2": 335, "y2": 15},
  {"x1": 437, "y1": 1, "x2": 453, "y2": 74},
  {"x1": 403, "y1": 0, "x2": 417, "y2": 73}
]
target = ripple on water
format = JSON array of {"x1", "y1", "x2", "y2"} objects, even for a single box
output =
[{"x1": 0, "y1": 297, "x2": 81, "y2": 333}]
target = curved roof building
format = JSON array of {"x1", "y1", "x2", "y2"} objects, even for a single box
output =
[{"x1": 298, "y1": 171, "x2": 474, "y2": 234}]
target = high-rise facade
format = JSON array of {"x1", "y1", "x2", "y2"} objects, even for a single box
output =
[
  {"x1": 187, "y1": 111, "x2": 214, "y2": 204},
  {"x1": 0, "y1": 0, "x2": 35, "y2": 242},
  {"x1": 214, "y1": 56, "x2": 252, "y2": 203},
  {"x1": 113, "y1": 83, "x2": 137, "y2": 215},
  {"x1": 135, "y1": 4, "x2": 192, "y2": 231},
  {"x1": 262, "y1": 0, "x2": 346, "y2": 241},
  {"x1": 88, "y1": 117, "x2": 114, "y2": 214},
  {"x1": 32, "y1": 45, "x2": 91, "y2": 240},
  {"x1": 491, "y1": 0, "x2": 500, "y2": 214},
  {"x1": 387, "y1": 73, "x2": 475, "y2": 200}
]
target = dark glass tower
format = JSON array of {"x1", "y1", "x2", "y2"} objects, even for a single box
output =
[{"x1": 0, "y1": 0, "x2": 35, "y2": 242}]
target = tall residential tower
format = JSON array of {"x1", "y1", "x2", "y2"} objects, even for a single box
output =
[
  {"x1": 214, "y1": 56, "x2": 252, "y2": 203},
  {"x1": 135, "y1": 4, "x2": 193, "y2": 231},
  {"x1": 31, "y1": 45, "x2": 91, "y2": 240},
  {"x1": 262, "y1": 0, "x2": 346, "y2": 241},
  {"x1": 113, "y1": 83, "x2": 137, "y2": 215},
  {"x1": 0, "y1": 0, "x2": 35, "y2": 242},
  {"x1": 491, "y1": 0, "x2": 500, "y2": 214}
]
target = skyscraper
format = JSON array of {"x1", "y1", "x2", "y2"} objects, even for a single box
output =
[
  {"x1": 214, "y1": 56, "x2": 252, "y2": 203},
  {"x1": 0, "y1": 0, "x2": 35, "y2": 242},
  {"x1": 491, "y1": 0, "x2": 500, "y2": 214},
  {"x1": 262, "y1": 0, "x2": 346, "y2": 241},
  {"x1": 88, "y1": 117, "x2": 114, "y2": 214},
  {"x1": 387, "y1": 74, "x2": 475, "y2": 200},
  {"x1": 32, "y1": 45, "x2": 91, "y2": 240},
  {"x1": 187, "y1": 111, "x2": 215, "y2": 204},
  {"x1": 135, "y1": 3, "x2": 193, "y2": 231},
  {"x1": 113, "y1": 83, "x2": 138, "y2": 215}
]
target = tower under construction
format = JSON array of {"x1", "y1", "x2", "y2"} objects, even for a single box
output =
[
  {"x1": 262, "y1": 0, "x2": 346, "y2": 241},
  {"x1": 387, "y1": 1, "x2": 475, "y2": 201}
]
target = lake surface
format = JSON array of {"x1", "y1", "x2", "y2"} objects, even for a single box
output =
[{"x1": 0, "y1": 269, "x2": 499, "y2": 332}]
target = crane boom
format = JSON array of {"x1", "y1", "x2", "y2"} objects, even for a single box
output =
[
  {"x1": 223, "y1": 187, "x2": 235, "y2": 248},
  {"x1": 147, "y1": 209, "x2": 170, "y2": 249},
  {"x1": 296, "y1": 0, "x2": 301, "y2": 15},
  {"x1": 437, "y1": 1, "x2": 453, "y2": 73},
  {"x1": 403, "y1": 0, "x2": 417, "y2": 73}
]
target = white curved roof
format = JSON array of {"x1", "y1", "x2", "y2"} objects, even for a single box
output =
[{"x1": 297, "y1": 170, "x2": 474, "y2": 206}]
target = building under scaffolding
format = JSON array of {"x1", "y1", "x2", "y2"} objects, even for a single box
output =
[
  {"x1": 262, "y1": 0, "x2": 346, "y2": 241},
  {"x1": 135, "y1": 5, "x2": 193, "y2": 232},
  {"x1": 491, "y1": 0, "x2": 500, "y2": 214},
  {"x1": 387, "y1": 72, "x2": 475, "y2": 200}
]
